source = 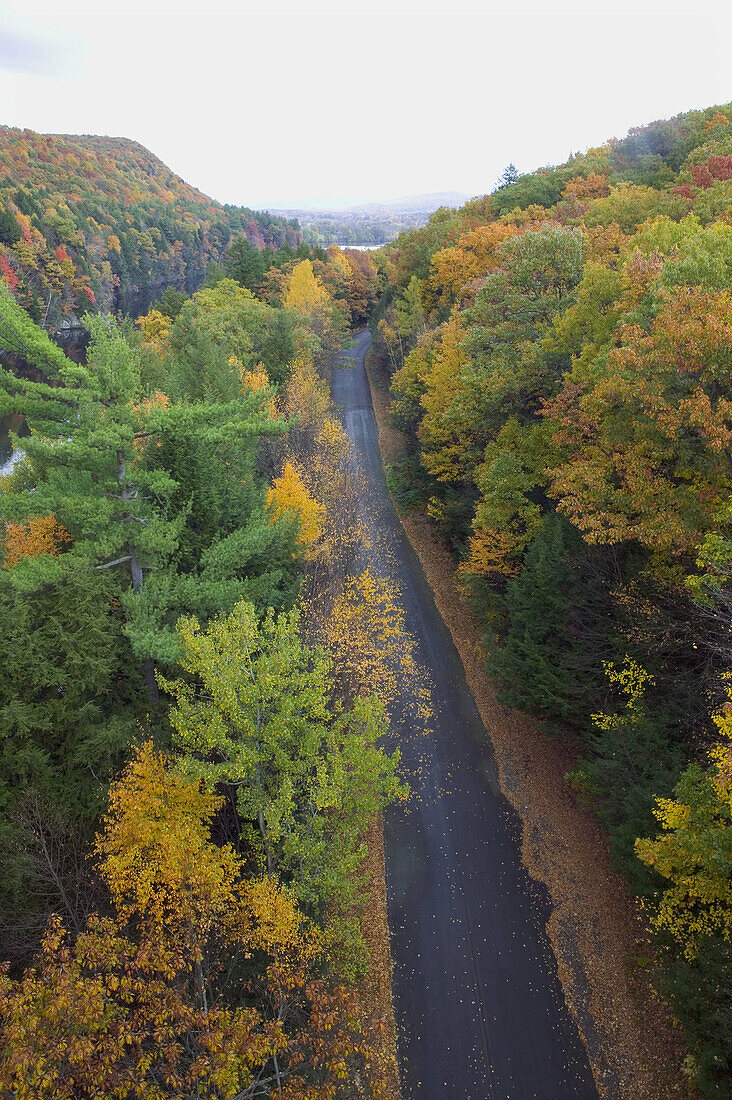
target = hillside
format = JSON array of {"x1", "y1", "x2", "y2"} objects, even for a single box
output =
[
  {"x1": 0, "y1": 126, "x2": 301, "y2": 327},
  {"x1": 271, "y1": 191, "x2": 471, "y2": 247}
]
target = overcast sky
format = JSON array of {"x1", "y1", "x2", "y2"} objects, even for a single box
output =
[{"x1": 0, "y1": 0, "x2": 730, "y2": 210}]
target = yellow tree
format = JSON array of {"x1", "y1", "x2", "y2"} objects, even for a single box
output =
[
  {"x1": 283, "y1": 261, "x2": 347, "y2": 365},
  {"x1": 636, "y1": 699, "x2": 732, "y2": 959},
  {"x1": 284, "y1": 259, "x2": 332, "y2": 315},
  {"x1": 418, "y1": 313, "x2": 471, "y2": 483},
  {"x1": 315, "y1": 569, "x2": 431, "y2": 726},
  {"x1": 279, "y1": 354, "x2": 331, "y2": 455},
  {"x1": 96, "y1": 741, "x2": 243, "y2": 959},
  {"x1": 135, "y1": 308, "x2": 171, "y2": 356},
  {"x1": 0, "y1": 743, "x2": 389, "y2": 1099},
  {"x1": 267, "y1": 461, "x2": 325, "y2": 552},
  {"x1": 302, "y1": 416, "x2": 364, "y2": 583}
]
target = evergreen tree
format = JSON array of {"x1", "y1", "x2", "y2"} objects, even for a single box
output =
[
  {"x1": 489, "y1": 513, "x2": 615, "y2": 727},
  {"x1": 0, "y1": 285, "x2": 293, "y2": 691},
  {"x1": 223, "y1": 234, "x2": 272, "y2": 292}
]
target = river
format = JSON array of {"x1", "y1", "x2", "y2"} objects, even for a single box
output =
[{"x1": 0, "y1": 414, "x2": 28, "y2": 476}]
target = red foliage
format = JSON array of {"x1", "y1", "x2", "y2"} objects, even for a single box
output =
[
  {"x1": 54, "y1": 245, "x2": 70, "y2": 263},
  {"x1": 673, "y1": 184, "x2": 695, "y2": 200},
  {"x1": 690, "y1": 165, "x2": 714, "y2": 189},
  {"x1": 82, "y1": 284, "x2": 96, "y2": 304},
  {"x1": 690, "y1": 156, "x2": 732, "y2": 189},
  {"x1": 0, "y1": 253, "x2": 20, "y2": 291},
  {"x1": 246, "y1": 218, "x2": 266, "y2": 250},
  {"x1": 707, "y1": 155, "x2": 732, "y2": 180}
]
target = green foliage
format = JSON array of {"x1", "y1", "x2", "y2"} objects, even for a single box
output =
[
  {"x1": 167, "y1": 278, "x2": 297, "y2": 396},
  {"x1": 565, "y1": 659, "x2": 685, "y2": 890},
  {"x1": 0, "y1": 207, "x2": 20, "y2": 246},
  {"x1": 386, "y1": 455, "x2": 427, "y2": 511},
  {"x1": 224, "y1": 234, "x2": 272, "y2": 292},
  {"x1": 0, "y1": 562, "x2": 140, "y2": 961},
  {"x1": 155, "y1": 286, "x2": 186, "y2": 319},
  {"x1": 161, "y1": 601, "x2": 406, "y2": 960},
  {"x1": 659, "y1": 938, "x2": 732, "y2": 1097},
  {"x1": 489, "y1": 514, "x2": 615, "y2": 728},
  {"x1": 0, "y1": 282, "x2": 307, "y2": 966}
]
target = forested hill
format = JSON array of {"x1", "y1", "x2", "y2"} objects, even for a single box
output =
[
  {"x1": 0, "y1": 125, "x2": 301, "y2": 326},
  {"x1": 372, "y1": 99, "x2": 732, "y2": 1098}
]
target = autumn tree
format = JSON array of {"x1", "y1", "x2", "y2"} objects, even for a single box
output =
[
  {"x1": 2, "y1": 515, "x2": 71, "y2": 567},
  {"x1": 636, "y1": 696, "x2": 732, "y2": 958},
  {"x1": 278, "y1": 354, "x2": 331, "y2": 457},
  {"x1": 160, "y1": 601, "x2": 405, "y2": 954},
  {"x1": 301, "y1": 415, "x2": 364, "y2": 583},
  {"x1": 135, "y1": 307, "x2": 171, "y2": 357},
  {"x1": 427, "y1": 222, "x2": 520, "y2": 308},
  {"x1": 547, "y1": 282, "x2": 732, "y2": 556},
  {"x1": 284, "y1": 260, "x2": 348, "y2": 366},
  {"x1": 0, "y1": 743, "x2": 388, "y2": 1098},
  {"x1": 313, "y1": 569, "x2": 431, "y2": 726},
  {"x1": 267, "y1": 461, "x2": 325, "y2": 552},
  {"x1": 371, "y1": 105, "x2": 732, "y2": 1098}
]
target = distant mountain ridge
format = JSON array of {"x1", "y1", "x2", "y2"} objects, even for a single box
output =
[
  {"x1": 0, "y1": 126, "x2": 300, "y2": 327},
  {"x1": 268, "y1": 191, "x2": 471, "y2": 248},
  {"x1": 268, "y1": 191, "x2": 471, "y2": 217},
  {"x1": 348, "y1": 191, "x2": 471, "y2": 214}
]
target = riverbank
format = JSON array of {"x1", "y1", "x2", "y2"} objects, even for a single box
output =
[{"x1": 364, "y1": 345, "x2": 693, "y2": 1100}]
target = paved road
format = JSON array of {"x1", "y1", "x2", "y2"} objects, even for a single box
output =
[{"x1": 332, "y1": 331, "x2": 598, "y2": 1100}]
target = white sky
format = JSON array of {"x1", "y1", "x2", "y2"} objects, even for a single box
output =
[{"x1": 0, "y1": 0, "x2": 730, "y2": 209}]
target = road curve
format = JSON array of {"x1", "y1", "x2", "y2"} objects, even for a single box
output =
[{"x1": 332, "y1": 331, "x2": 598, "y2": 1100}]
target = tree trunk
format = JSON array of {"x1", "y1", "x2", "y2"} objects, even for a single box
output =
[{"x1": 117, "y1": 450, "x2": 159, "y2": 704}]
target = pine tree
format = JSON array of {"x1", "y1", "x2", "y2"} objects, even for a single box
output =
[
  {"x1": 0, "y1": 285, "x2": 292, "y2": 693},
  {"x1": 489, "y1": 513, "x2": 614, "y2": 727}
]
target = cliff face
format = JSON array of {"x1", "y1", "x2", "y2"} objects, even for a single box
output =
[{"x1": 0, "y1": 127, "x2": 301, "y2": 326}]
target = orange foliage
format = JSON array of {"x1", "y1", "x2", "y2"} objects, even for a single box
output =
[
  {"x1": 428, "y1": 222, "x2": 520, "y2": 305},
  {"x1": 583, "y1": 221, "x2": 629, "y2": 266},
  {"x1": 0, "y1": 742, "x2": 387, "y2": 1099},
  {"x1": 546, "y1": 287, "x2": 732, "y2": 552},
  {"x1": 707, "y1": 110, "x2": 730, "y2": 130},
  {"x1": 562, "y1": 173, "x2": 610, "y2": 201},
  {"x1": 3, "y1": 515, "x2": 71, "y2": 567}
]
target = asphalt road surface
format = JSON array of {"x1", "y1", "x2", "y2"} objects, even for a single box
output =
[{"x1": 332, "y1": 331, "x2": 598, "y2": 1100}]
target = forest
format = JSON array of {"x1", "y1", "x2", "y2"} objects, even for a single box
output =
[
  {"x1": 0, "y1": 200, "x2": 410, "y2": 1095},
  {"x1": 2, "y1": 96, "x2": 732, "y2": 1099},
  {"x1": 370, "y1": 102, "x2": 732, "y2": 1097},
  {"x1": 0, "y1": 126, "x2": 302, "y2": 325}
]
